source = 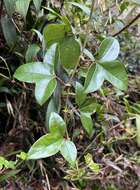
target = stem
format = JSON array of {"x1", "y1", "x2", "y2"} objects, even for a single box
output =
[
  {"x1": 56, "y1": 75, "x2": 66, "y2": 86},
  {"x1": 70, "y1": 0, "x2": 95, "y2": 82},
  {"x1": 64, "y1": 0, "x2": 95, "y2": 124},
  {"x1": 0, "y1": 56, "x2": 12, "y2": 78},
  {"x1": 0, "y1": 73, "x2": 10, "y2": 80},
  {"x1": 113, "y1": 13, "x2": 140, "y2": 37},
  {"x1": 67, "y1": 99, "x2": 80, "y2": 117},
  {"x1": 78, "y1": 131, "x2": 103, "y2": 160},
  {"x1": 11, "y1": 18, "x2": 21, "y2": 34}
]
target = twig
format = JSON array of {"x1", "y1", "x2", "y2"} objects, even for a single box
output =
[
  {"x1": 11, "y1": 18, "x2": 21, "y2": 34},
  {"x1": 0, "y1": 56, "x2": 12, "y2": 78},
  {"x1": 0, "y1": 73, "x2": 10, "y2": 80},
  {"x1": 78, "y1": 131, "x2": 104, "y2": 160},
  {"x1": 38, "y1": 160, "x2": 51, "y2": 190},
  {"x1": 67, "y1": 99, "x2": 80, "y2": 117},
  {"x1": 0, "y1": 73, "x2": 29, "y2": 91},
  {"x1": 113, "y1": 13, "x2": 140, "y2": 37},
  {"x1": 56, "y1": 75, "x2": 66, "y2": 86}
]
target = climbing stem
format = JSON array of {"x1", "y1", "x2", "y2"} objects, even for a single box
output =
[{"x1": 64, "y1": 0, "x2": 95, "y2": 124}]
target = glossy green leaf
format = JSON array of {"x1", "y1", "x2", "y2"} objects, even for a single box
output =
[
  {"x1": 4, "y1": 0, "x2": 16, "y2": 16},
  {"x1": 43, "y1": 8, "x2": 71, "y2": 33},
  {"x1": 80, "y1": 112, "x2": 93, "y2": 136},
  {"x1": 96, "y1": 37, "x2": 120, "y2": 62},
  {"x1": 83, "y1": 48, "x2": 95, "y2": 61},
  {"x1": 75, "y1": 82, "x2": 86, "y2": 106},
  {"x1": 14, "y1": 62, "x2": 51, "y2": 83},
  {"x1": 100, "y1": 61, "x2": 128, "y2": 90},
  {"x1": 33, "y1": 0, "x2": 42, "y2": 12},
  {"x1": 84, "y1": 64, "x2": 104, "y2": 93},
  {"x1": 85, "y1": 61, "x2": 128, "y2": 93},
  {"x1": 35, "y1": 77, "x2": 57, "y2": 105},
  {"x1": 32, "y1": 29, "x2": 43, "y2": 42},
  {"x1": 60, "y1": 140, "x2": 77, "y2": 166},
  {"x1": 49, "y1": 112, "x2": 66, "y2": 137},
  {"x1": 43, "y1": 24, "x2": 66, "y2": 47},
  {"x1": 14, "y1": 62, "x2": 56, "y2": 105},
  {"x1": 136, "y1": 115, "x2": 140, "y2": 147},
  {"x1": 28, "y1": 134, "x2": 63, "y2": 159},
  {"x1": 25, "y1": 44, "x2": 40, "y2": 62},
  {"x1": 1, "y1": 16, "x2": 18, "y2": 47},
  {"x1": 44, "y1": 43, "x2": 58, "y2": 68},
  {"x1": 16, "y1": 0, "x2": 31, "y2": 19},
  {"x1": 45, "y1": 98, "x2": 58, "y2": 128},
  {"x1": 53, "y1": 83, "x2": 61, "y2": 113},
  {"x1": 60, "y1": 37, "x2": 81, "y2": 69}
]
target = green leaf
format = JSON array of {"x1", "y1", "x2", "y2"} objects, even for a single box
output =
[
  {"x1": 4, "y1": 160, "x2": 15, "y2": 169},
  {"x1": 44, "y1": 43, "x2": 58, "y2": 69},
  {"x1": 80, "y1": 112, "x2": 93, "y2": 136},
  {"x1": 43, "y1": 24, "x2": 66, "y2": 47},
  {"x1": 85, "y1": 153, "x2": 100, "y2": 173},
  {"x1": 14, "y1": 62, "x2": 56, "y2": 105},
  {"x1": 32, "y1": 29, "x2": 43, "y2": 42},
  {"x1": 0, "y1": 157, "x2": 5, "y2": 170},
  {"x1": 33, "y1": 0, "x2": 42, "y2": 12},
  {"x1": 136, "y1": 115, "x2": 140, "y2": 147},
  {"x1": 49, "y1": 112, "x2": 66, "y2": 137},
  {"x1": 96, "y1": 37, "x2": 120, "y2": 62},
  {"x1": 124, "y1": 97, "x2": 132, "y2": 113},
  {"x1": 43, "y1": 8, "x2": 71, "y2": 33},
  {"x1": 17, "y1": 152, "x2": 28, "y2": 160},
  {"x1": 80, "y1": 98, "x2": 97, "y2": 114},
  {"x1": 43, "y1": 7, "x2": 63, "y2": 20},
  {"x1": 0, "y1": 156, "x2": 15, "y2": 170},
  {"x1": 70, "y1": 2, "x2": 90, "y2": 15},
  {"x1": 28, "y1": 134, "x2": 63, "y2": 159},
  {"x1": 61, "y1": 16, "x2": 72, "y2": 33},
  {"x1": 35, "y1": 77, "x2": 57, "y2": 105},
  {"x1": 60, "y1": 37, "x2": 81, "y2": 69},
  {"x1": 60, "y1": 140, "x2": 77, "y2": 166},
  {"x1": 53, "y1": 83, "x2": 61, "y2": 113},
  {"x1": 85, "y1": 61, "x2": 128, "y2": 93},
  {"x1": 1, "y1": 16, "x2": 18, "y2": 47},
  {"x1": 16, "y1": 0, "x2": 31, "y2": 20},
  {"x1": 25, "y1": 44, "x2": 40, "y2": 62},
  {"x1": 14, "y1": 62, "x2": 51, "y2": 83},
  {"x1": 76, "y1": 82, "x2": 86, "y2": 106},
  {"x1": 83, "y1": 48, "x2": 95, "y2": 62},
  {"x1": 0, "y1": 170, "x2": 20, "y2": 182},
  {"x1": 4, "y1": 0, "x2": 16, "y2": 17},
  {"x1": 84, "y1": 64, "x2": 104, "y2": 93},
  {"x1": 100, "y1": 61, "x2": 128, "y2": 90},
  {"x1": 45, "y1": 98, "x2": 58, "y2": 128}
]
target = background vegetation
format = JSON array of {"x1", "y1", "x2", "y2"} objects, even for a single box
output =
[{"x1": 0, "y1": 0, "x2": 140, "y2": 189}]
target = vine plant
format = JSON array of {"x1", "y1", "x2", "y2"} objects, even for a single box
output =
[{"x1": 14, "y1": 3, "x2": 128, "y2": 166}]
